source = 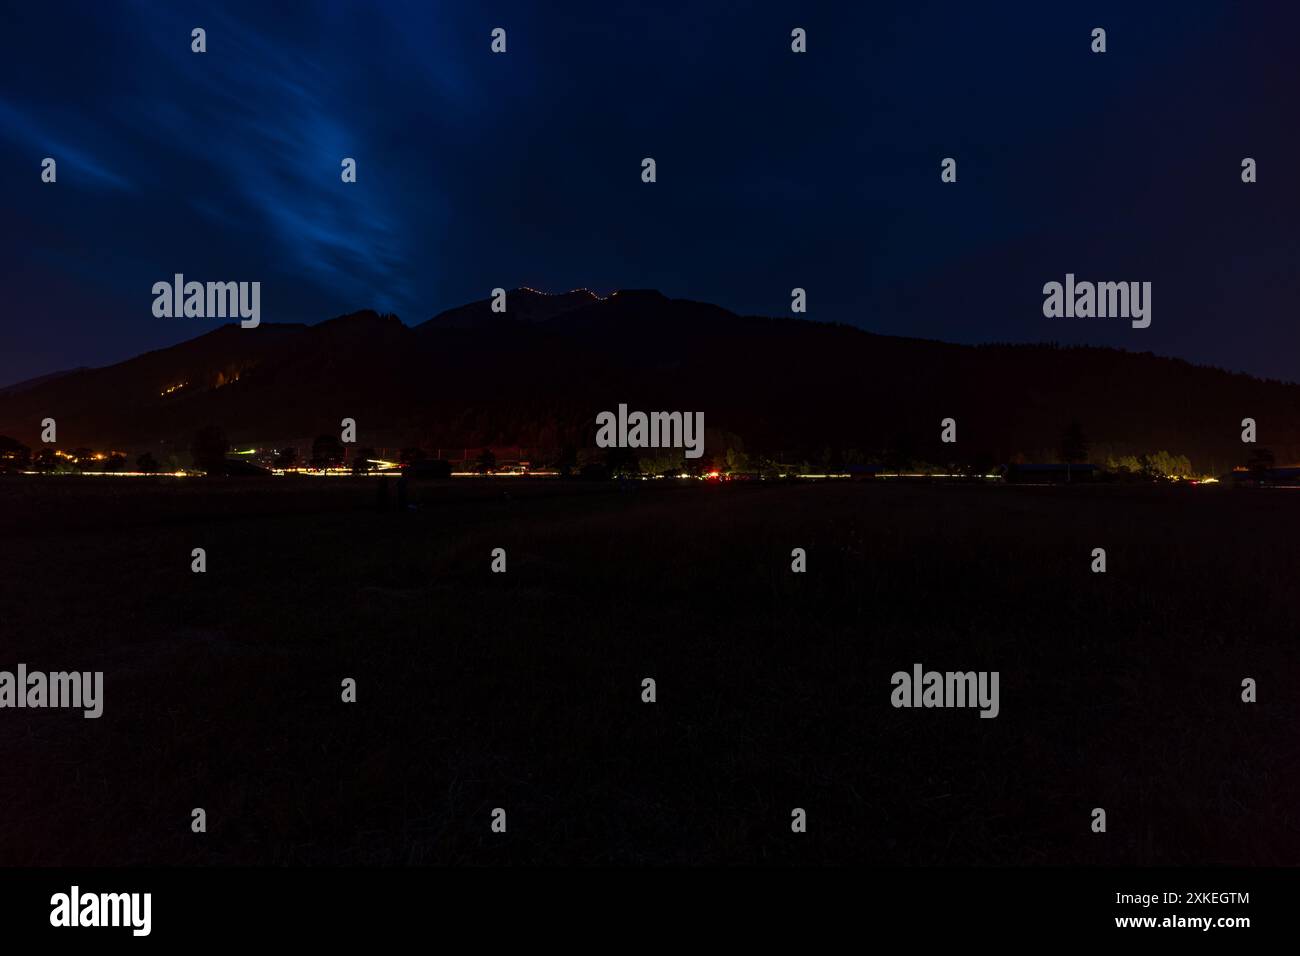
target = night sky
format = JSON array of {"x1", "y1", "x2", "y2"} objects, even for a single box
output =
[{"x1": 3, "y1": 1, "x2": 1298, "y2": 387}]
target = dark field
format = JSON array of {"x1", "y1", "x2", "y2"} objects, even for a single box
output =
[{"x1": 1, "y1": 477, "x2": 1297, "y2": 866}]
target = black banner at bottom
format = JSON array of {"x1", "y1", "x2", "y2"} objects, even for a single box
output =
[{"x1": 0, "y1": 866, "x2": 1286, "y2": 942}]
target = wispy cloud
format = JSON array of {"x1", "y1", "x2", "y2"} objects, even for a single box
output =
[
  {"x1": 0, "y1": 99, "x2": 134, "y2": 191},
  {"x1": 121, "y1": 5, "x2": 418, "y2": 311}
]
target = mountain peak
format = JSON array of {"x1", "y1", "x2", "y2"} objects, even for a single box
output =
[
  {"x1": 419, "y1": 286, "x2": 617, "y2": 330},
  {"x1": 515, "y1": 286, "x2": 607, "y2": 301}
]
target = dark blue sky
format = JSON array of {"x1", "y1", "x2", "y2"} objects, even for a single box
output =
[{"x1": 3, "y1": 1, "x2": 1298, "y2": 386}]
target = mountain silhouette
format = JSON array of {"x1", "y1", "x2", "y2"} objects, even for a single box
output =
[
  {"x1": 2, "y1": 288, "x2": 1297, "y2": 471},
  {"x1": 0, "y1": 366, "x2": 89, "y2": 396}
]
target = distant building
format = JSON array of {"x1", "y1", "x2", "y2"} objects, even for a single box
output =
[{"x1": 439, "y1": 447, "x2": 531, "y2": 473}]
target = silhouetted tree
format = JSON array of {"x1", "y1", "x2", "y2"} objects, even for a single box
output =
[
  {"x1": 886, "y1": 432, "x2": 915, "y2": 471},
  {"x1": 476, "y1": 448, "x2": 496, "y2": 474},
  {"x1": 1059, "y1": 421, "x2": 1089, "y2": 464},
  {"x1": 136, "y1": 451, "x2": 160, "y2": 473},
  {"x1": 819, "y1": 444, "x2": 843, "y2": 472},
  {"x1": 753, "y1": 454, "x2": 783, "y2": 479},
  {"x1": 683, "y1": 454, "x2": 710, "y2": 478},
  {"x1": 960, "y1": 452, "x2": 995, "y2": 478},
  {"x1": 33, "y1": 448, "x2": 58, "y2": 472},
  {"x1": 352, "y1": 447, "x2": 376, "y2": 475},
  {"x1": 639, "y1": 449, "x2": 686, "y2": 478},
  {"x1": 1248, "y1": 447, "x2": 1276, "y2": 477},
  {"x1": 726, "y1": 447, "x2": 750, "y2": 473},
  {"x1": 106, "y1": 453, "x2": 127, "y2": 472},
  {"x1": 1106, "y1": 453, "x2": 1142, "y2": 477},
  {"x1": 1058, "y1": 421, "x2": 1090, "y2": 482},
  {"x1": 191, "y1": 426, "x2": 229, "y2": 476},
  {"x1": 605, "y1": 446, "x2": 640, "y2": 477},
  {"x1": 1143, "y1": 450, "x2": 1192, "y2": 479},
  {"x1": 555, "y1": 445, "x2": 578, "y2": 478},
  {"x1": 311, "y1": 434, "x2": 345, "y2": 470}
]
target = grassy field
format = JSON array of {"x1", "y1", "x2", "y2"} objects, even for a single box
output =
[{"x1": 1, "y1": 476, "x2": 1297, "y2": 865}]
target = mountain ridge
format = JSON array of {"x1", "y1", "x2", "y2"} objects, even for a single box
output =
[{"x1": 2, "y1": 289, "x2": 1297, "y2": 470}]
